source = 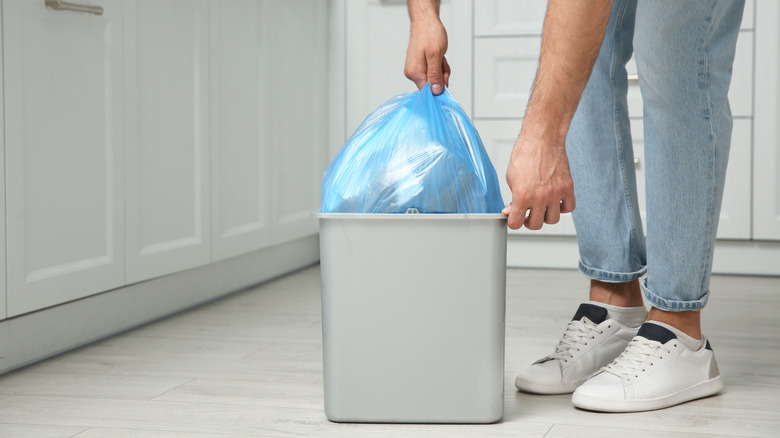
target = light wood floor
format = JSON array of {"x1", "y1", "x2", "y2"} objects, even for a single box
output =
[{"x1": 1, "y1": 265, "x2": 779, "y2": 437}]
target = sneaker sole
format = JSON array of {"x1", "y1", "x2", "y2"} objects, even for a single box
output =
[
  {"x1": 571, "y1": 375, "x2": 724, "y2": 412},
  {"x1": 514, "y1": 375, "x2": 585, "y2": 395}
]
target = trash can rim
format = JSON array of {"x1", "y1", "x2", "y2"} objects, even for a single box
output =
[{"x1": 313, "y1": 212, "x2": 507, "y2": 220}]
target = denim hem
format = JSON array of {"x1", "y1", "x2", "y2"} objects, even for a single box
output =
[
  {"x1": 578, "y1": 260, "x2": 646, "y2": 283},
  {"x1": 641, "y1": 281, "x2": 709, "y2": 312}
]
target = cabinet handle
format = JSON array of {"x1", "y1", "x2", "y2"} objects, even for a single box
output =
[
  {"x1": 45, "y1": 0, "x2": 103, "y2": 16},
  {"x1": 634, "y1": 157, "x2": 640, "y2": 166},
  {"x1": 627, "y1": 74, "x2": 639, "y2": 82}
]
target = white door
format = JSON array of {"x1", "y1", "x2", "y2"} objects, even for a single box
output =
[
  {"x1": 265, "y1": 0, "x2": 329, "y2": 245},
  {"x1": 209, "y1": 0, "x2": 272, "y2": 261},
  {"x1": 0, "y1": 7, "x2": 5, "y2": 321},
  {"x1": 753, "y1": 0, "x2": 780, "y2": 240},
  {"x1": 4, "y1": 0, "x2": 124, "y2": 316},
  {"x1": 345, "y1": 0, "x2": 473, "y2": 136},
  {"x1": 210, "y1": 0, "x2": 327, "y2": 258},
  {"x1": 123, "y1": 0, "x2": 211, "y2": 283}
]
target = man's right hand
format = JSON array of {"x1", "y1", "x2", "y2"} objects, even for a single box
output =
[
  {"x1": 503, "y1": 128, "x2": 576, "y2": 230},
  {"x1": 405, "y1": 0, "x2": 450, "y2": 95}
]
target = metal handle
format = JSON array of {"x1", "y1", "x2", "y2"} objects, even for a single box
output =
[
  {"x1": 45, "y1": 0, "x2": 103, "y2": 15},
  {"x1": 627, "y1": 74, "x2": 639, "y2": 82}
]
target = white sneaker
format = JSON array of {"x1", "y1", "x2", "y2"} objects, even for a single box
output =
[
  {"x1": 515, "y1": 303, "x2": 641, "y2": 394},
  {"x1": 572, "y1": 322, "x2": 723, "y2": 412}
]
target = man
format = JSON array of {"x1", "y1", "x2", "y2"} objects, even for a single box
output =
[{"x1": 405, "y1": 0, "x2": 744, "y2": 412}]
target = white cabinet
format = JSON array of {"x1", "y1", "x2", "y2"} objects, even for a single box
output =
[
  {"x1": 210, "y1": 0, "x2": 326, "y2": 260},
  {"x1": 124, "y1": 0, "x2": 211, "y2": 282},
  {"x1": 264, "y1": 0, "x2": 328, "y2": 245},
  {"x1": 474, "y1": 0, "x2": 546, "y2": 36},
  {"x1": 0, "y1": 7, "x2": 5, "y2": 321},
  {"x1": 473, "y1": 37, "x2": 540, "y2": 119},
  {"x1": 345, "y1": 0, "x2": 473, "y2": 135},
  {"x1": 209, "y1": 0, "x2": 272, "y2": 261},
  {"x1": 3, "y1": 0, "x2": 125, "y2": 316},
  {"x1": 752, "y1": 0, "x2": 780, "y2": 240}
]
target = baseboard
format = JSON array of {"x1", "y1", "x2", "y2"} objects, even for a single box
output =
[
  {"x1": 0, "y1": 235, "x2": 320, "y2": 375},
  {"x1": 507, "y1": 234, "x2": 780, "y2": 276}
]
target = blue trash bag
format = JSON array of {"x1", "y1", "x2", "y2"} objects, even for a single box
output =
[{"x1": 321, "y1": 83, "x2": 505, "y2": 214}]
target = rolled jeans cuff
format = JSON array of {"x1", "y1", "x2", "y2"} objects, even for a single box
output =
[
  {"x1": 641, "y1": 279, "x2": 709, "y2": 312},
  {"x1": 578, "y1": 260, "x2": 646, "y2": 283}
]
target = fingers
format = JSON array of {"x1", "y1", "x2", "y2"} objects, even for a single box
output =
[
  {"x1": 524, "y1": 203, "x2": 546, "y2": 230},
  {"x1": 543, "y1": 201, "x2": 561, "y2": 226},
  {"x1": 560, "y1": 195, "x2": 576, "y2": 214},
  {"x1": 502, "y1": 199, "x2": 573, "y2": 230},
  {"x1": 442, "y1": 56, "x2": 451, "y2": 87},
  {"x1": 426, "y1": 52, "x2": 445, "y2": 95},
  {"x1": 506, "y1": 202, "x2": 527, "y2": 230}
]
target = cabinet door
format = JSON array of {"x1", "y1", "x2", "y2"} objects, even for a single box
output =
[
  {"x1": 474, "y1": 0, "x2": 546, "y2": 36},
  {"x1": 0, "y1": 7, "x2": 5, "y2": 321},
  {"x1": 266, "y1": 0, "x2": 329, "y2": 245},
  {"x1": 4, "y1": 0, "x2": 124, "y2": 316},
  {"x1": 473, "y1": 37, "x2": 540, "y2": 119},
  {"x1": 209, "y1": 0, "x2": 272, "y2": 261},
  {"x1": 211, "y1": 0, "x2": 327, "y2": 257},
  {"x1": 124, "y1": 0, "x2": 211, "y2": 283},
  {"x1": 345, "y1": 0, "x2": 473, "y2": 135},
  {"x1": 753, "y1": 0, "x2": 780, "y2": 240}
]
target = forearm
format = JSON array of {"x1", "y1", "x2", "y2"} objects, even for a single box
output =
[{"x1": 523, "y1": 0, "x2": 612, "y2": 143}]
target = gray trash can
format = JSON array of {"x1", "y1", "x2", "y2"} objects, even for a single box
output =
[{"x1": 316, "y1": 213, "x2": 507, "y2": 423}]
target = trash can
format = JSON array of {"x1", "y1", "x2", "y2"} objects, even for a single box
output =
[{"x1": 316, "y1": 213, "x2": 507, "y2": 423}]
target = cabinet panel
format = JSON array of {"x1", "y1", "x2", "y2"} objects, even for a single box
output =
[
  {"x1": 752, "y1": 0, "x2": 780, "y2": 240},
  {"x1": 266, "y1": 0, "x2": 328, "y2": 245},
  {"x1": 0, "y1": 6, "x2": 5, "y2": 321},
  {"x1": 209, "y1": 0, "x2": 272, "y2": 261},
  {"x1": 475, "y1": 120, "x2": 577, "y2": 236},
  {"x1": 474, "y1": 37, "x2": 540, "y2": 119},
  {"x1": 124, "y1": 0, "x2": 210, "y2": 282},
  {"x1": 718, "y1": 119, "x2": 752, "y2": 239},
  {"x1": 345, "y1": 0, "x2": 473, "y2": 135},
  {"x1": 4, "y1": 0, "x2": 124, "y2": 316},
  {"x1": 474, "y1": 0, "x2": 546, "y2": 36}
]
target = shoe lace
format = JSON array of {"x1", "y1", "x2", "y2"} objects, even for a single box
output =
[
  {"x1": 602, "y1": 337, "x2": 672, "y2": 381},
  {"x1": 545, "y1": 318, "x2": 605, "y2": 363}
]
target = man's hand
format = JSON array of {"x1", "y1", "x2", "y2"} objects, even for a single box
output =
[
  {"x1": 405, "y1": 0, "x2": 450, "y2": 95},
  {"x1": 503, "y1": 129, "x2": 575, "y2": 230}
]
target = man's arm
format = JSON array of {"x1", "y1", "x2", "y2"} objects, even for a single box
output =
[
  {"x1": 405, "y1": 0, "x2": 450, "y2": 95},
  {"x1": 504, "y1": 0, "x2": 612, "y2": 229}
]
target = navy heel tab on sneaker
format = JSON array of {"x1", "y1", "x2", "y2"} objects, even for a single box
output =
[
  {"x1": 572, "y1": 303, "x2": 608, "y2": 324},
  {"x1": 637, "y1": 323, "x2": 677, "y2": 344}
]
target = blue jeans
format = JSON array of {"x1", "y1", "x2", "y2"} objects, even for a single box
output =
[{"x1": 566, "y1": 0, "x2": 745, "y2": 311}]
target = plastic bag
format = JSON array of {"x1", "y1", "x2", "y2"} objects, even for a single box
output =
[{"x1": 321, "y1": 83, "x2": 504, "y2": 214}]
